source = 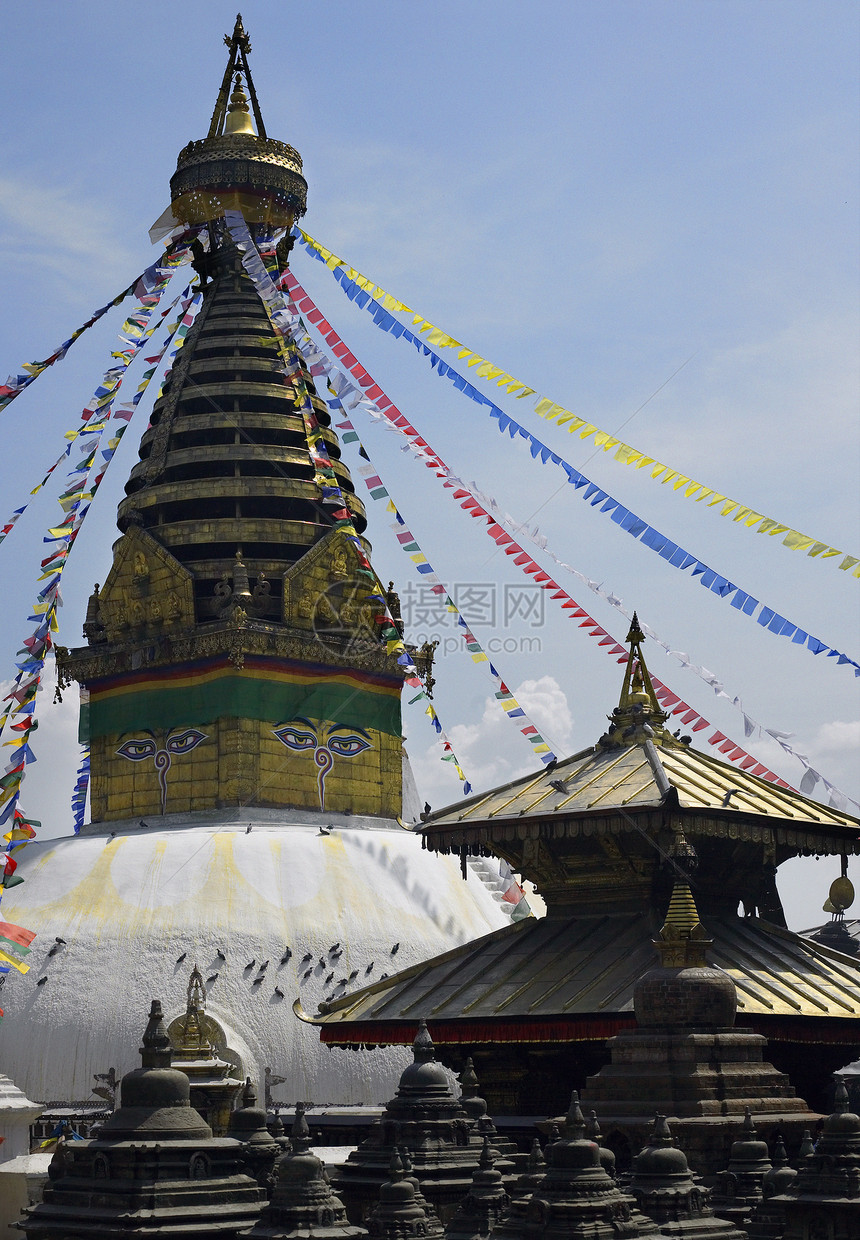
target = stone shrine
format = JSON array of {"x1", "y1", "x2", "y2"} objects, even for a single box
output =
[
  {"x1": 629, "y1": 1115, "x2": 747, "y2": 1240},
  {"x1": 18, "y1": 999, "x2": 266, "y2": 1238},
  {"x1": 583, "y1": 877, "x2": 814, "y2": 1174}
]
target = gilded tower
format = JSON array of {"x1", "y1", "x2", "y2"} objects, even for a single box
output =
[{"x1": 62, "y1": 18, "x2": 408, "y2": 824}]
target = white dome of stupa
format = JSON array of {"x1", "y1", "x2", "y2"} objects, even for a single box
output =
[{"x1": 0, "y1": 807, "x2": 511, "y2": 1106}]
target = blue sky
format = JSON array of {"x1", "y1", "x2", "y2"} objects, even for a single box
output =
[{"x1": 0, "y1": 0, "x2": 857, "y2": 928}]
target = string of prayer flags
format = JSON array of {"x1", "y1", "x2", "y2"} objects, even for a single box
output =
[
  {"x1": 281, "y1": 278, "x2": 856, "y2": 804},
  {"x1": 71, "y1": 748, "x2": 90, "y2": 836},
  {"x1": 295, "y1": 227, "x2": 858, "y2": 579},
  {"x1": 0, "y1": 273, "x2": 199, "y2": 867},
  {"x1": 0, "y1": 233, "x2": 197, "y2": 415},
  {"x1": 286, "y1": 271, "x2": 859, "y2": 681},
  {"x1": 225, "y1": 211, "x2": 473, "y2": 792},
  {"x1": 332, "y1": 413, "x2": 558, "y2": 765}
]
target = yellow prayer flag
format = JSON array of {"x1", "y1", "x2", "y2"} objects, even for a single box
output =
[
  {"x1": 671, "y1": 476, "x2": 690, "y2": 491},
  {"x1": 757, "y1": 519, "x2": 788, "y2": 536},
  {"x1": 782, "y1": 530, "x2": 815, "y2": 551},
  {"x1": 514, "y1": 387, "x2": 536, "y2": 399},
  {"x1": 475, "y1": 361, "x2": 504, "y2": 380},
  {"x1": 613, "y1": 445, "x2": 640, "y2": 466},
  {"x1": 0, "y1": 948, "x2": 29, "y2": 975},
  {"x1": 471, "y1": 652, "x2": 488, "y2": 663},
  {"x1": 838, "y1": 555, "x2": 859, "y2": 573},
  {"x1": 593, "y1": 433, "x2": 619, "y2": 451},
  {"x1": 578, "y1": 424, "x2": 598, "y2": 439},
  {"x1": 534, "y1": 399, "x2": 556, "y2": 419},
  {"x1": 820, "y1": 546, "x2": 842, "y2": 559},
  {"x1": 720, "y1": 501, "x2": 739, "y2": 518}
]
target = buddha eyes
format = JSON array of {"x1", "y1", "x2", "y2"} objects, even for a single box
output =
[
  {"x1": 166, "y1": 729, "x2": 207, "y2": 755},
  {"x1": 116, "y1": 739, "x2": 157, "y2": 761},
  {"x1": 273, "y1": 724, "x2": 318, "y2": 752},
  {"x1": 116, "y1": 730, "x2": 207, "y2": 760},
  {"x1": 272, "y1": 723, "x2": 371, "y2": 759},
  {"x1": 327, "y1": 734, "x2": 371, "y2": 758}
]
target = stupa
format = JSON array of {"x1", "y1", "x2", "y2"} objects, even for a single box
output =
[
  {"x1": 766, "y1": 1082, "x2": 860, "y2": 1240},
  {"x1": 489, "y1": 1092, "x2": 659, "y2": 1240},
  {"x1": 18, "y1": 999, "x2": 266, "y2": 1238},
  {"x1": 247, "y1": 1103, "x2": 368, "y2": 1240},
  {"x1": 306, "y1": 619, "x2": 860, "y2": 1115},
  {"x1": 443, "y1": 1137, "x2": 510, "y2": 1240},
  {"x1": 0, "y1": 15, "x2": 509, "y2": 1110},
  {"x1": 582, "y1": 877, "x2": 814, "y2": 1174},
  {"x1": 334, "y1": 1022, "x2": 495, "y2": 1224},
  {"x1": 629, "y1": 1115, "x2": 747, "y2": 1240}
]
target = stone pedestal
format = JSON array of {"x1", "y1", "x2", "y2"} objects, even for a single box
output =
[{"x1": 0, "y1": 1073, "x2": 44, "y2": 1237}]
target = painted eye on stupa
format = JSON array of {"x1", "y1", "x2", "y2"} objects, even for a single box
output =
[
  {"x1": 166, "y1": 728, "x2": 208, "y2": 755},
  {"x1": 116, "y1": 738, "x2": 158, "y2": 761},
  {"x1": 327, "y1": 732, "x2": 371, "y2": 758},
  {"x1": 273, "y1": 723, "x2": 318, "y2": 752}
]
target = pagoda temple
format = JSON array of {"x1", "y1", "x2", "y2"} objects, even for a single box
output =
[
  {"x1": 0, "y1": 15, "x2": 510, "y2": 1111},
  {"x1": 301, "y1": 618, "x2": 860, "y2": 1114}
]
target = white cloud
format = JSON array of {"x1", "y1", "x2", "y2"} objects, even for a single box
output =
[{"x1": 409, "y1": 675, "x2": 574, "y2": 811}]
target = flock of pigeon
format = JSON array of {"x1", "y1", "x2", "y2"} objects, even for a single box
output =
[{"x1": 172, "y1": 940, "x2": 401, "y2": 1003}]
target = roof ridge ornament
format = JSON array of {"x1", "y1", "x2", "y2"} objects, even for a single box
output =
[{"x1": 597, "y1": 611, "x2": 670, "y2": 750}]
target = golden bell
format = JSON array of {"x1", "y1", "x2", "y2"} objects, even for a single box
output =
[{"x1": 829, "y1": 875, "x2": 855, "y2": 912}]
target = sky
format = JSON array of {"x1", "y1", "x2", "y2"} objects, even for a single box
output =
[{"x1": 0, "y1": 0, "x2": 857, "y2": 930}]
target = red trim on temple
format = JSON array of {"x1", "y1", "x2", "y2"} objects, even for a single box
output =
[
  {"x1": 319, "y1": 1016, "x2": 637, "y2": 1046},
  {"x1": 318, "y1": 1014, "x2": 860, "y2": 1048}
]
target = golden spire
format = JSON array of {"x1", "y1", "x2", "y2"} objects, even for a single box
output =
[
  {"x1": 617, "y1": 613, "x2": 665, "y2": 719},
  {"x1": 597, "y1": 612, "x2": 670, "y2": 749},
  {"x1": 224, "y1": 74, "x2": 256, "y2": 135},
  {"x1": 207, "y1": 14, "x2": 267, "y2": 139},
  {"x1": 654, "y1": 878, "x2": 711, "y2": 968}
]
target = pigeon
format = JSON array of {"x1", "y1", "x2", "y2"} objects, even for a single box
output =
[
  {"x1": 48, "y1": 943, "x2": 61, "y2": 957},
  {"x1": 380, "y1": 973, "x2": 389, "y2": 981},
  {"x1": 207, "y1": 973, "x2": 219, "y2": 984},
  {"x1": 245, "y1": 824, "x2": 253, "y2": 834},
  {"x1": 274, "y1": 987, "x2": 284, "y2": 998},
  {"x1": 302, "y1": 968, "x2": 312, "y2": 981},
  {"x1": 176, "y1": 952, "x2": 187, "y2": 964},
  {"x1": 549, "y1": 778, "x2": 569, "y2": 794},
  {"x1": 36, "y1": 976, "x2": 48, "y2": 986},
  {"x1": 280, "y1": 950, "x2": 292, "y2": 964},
  {"x1": 391, "y1": 942, "x2": 400, "y2": 955},
  {"x1": 325, "y1": 972, "x2": 334, "y2": 985},
  {"x1": 258, "y1": 960, "x2": 269, "y2": 971},
  {"x1": 721, "y1": 788, "x2": 744, "y2": 807},
  {"x1": 318, "y1": 825, "x2": 331, "y2": 836},
  {"x1": 328, "y1": 943, "x2": 340, "y2": 953},
  {"x1": 245, "y1": 959, "x2": 256, "y2": 971},
  {"x1": 337, "y1": 978, "x2": 347, "y2": 987},
  {"x1": 216, "y1": 949, "x2": 226, "y2": 960},
  {"x1": 365, "y1": 962, "x2": 374, "y2": 974},
  {"x1": 301, "y1": 951, "x2": 313, "y2": 963},
  {"x1": 319, "y1": 957, "x2": 326, "y2": 968},
  {"x1": 55, "y1": 937, "x2": 67, "y2": 944},
  {"x1": 252, "y1": 976, "x2": 263, "y2": 986},
  {"x1": 348, "y1": 969, "x2": 358, "y2": 981}
]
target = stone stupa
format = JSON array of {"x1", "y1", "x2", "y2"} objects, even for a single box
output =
[{"x1": 18, "y1": 999, "x2": 266, "y2": 1238}]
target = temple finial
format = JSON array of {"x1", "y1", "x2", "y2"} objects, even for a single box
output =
[
  {"x1": 597, "y1": 610, "x2": 669, "y2": 750},
  {"x1": 224, "y1": 74, "x2": 255, "y2": 135},
  {"x1": 653, "y1": 877, "x2": 711, "y2": 968},
  {"x1": 140, "y1": 999, "x2": 172, "y2": 1069},
  {"x1": 208, "y1": 14, "x2": 267, "y2": 139},
  {"x1": 618, "y1": 613, "x2": 664, "y2": 719}
]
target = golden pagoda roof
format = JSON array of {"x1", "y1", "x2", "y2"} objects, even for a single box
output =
[
  {"x1": 422, "y1": 616, "x2": 859, "y2": 854},
  {"x1": 298, "y1": 911, "x2": 860, "y2": 1034}
]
